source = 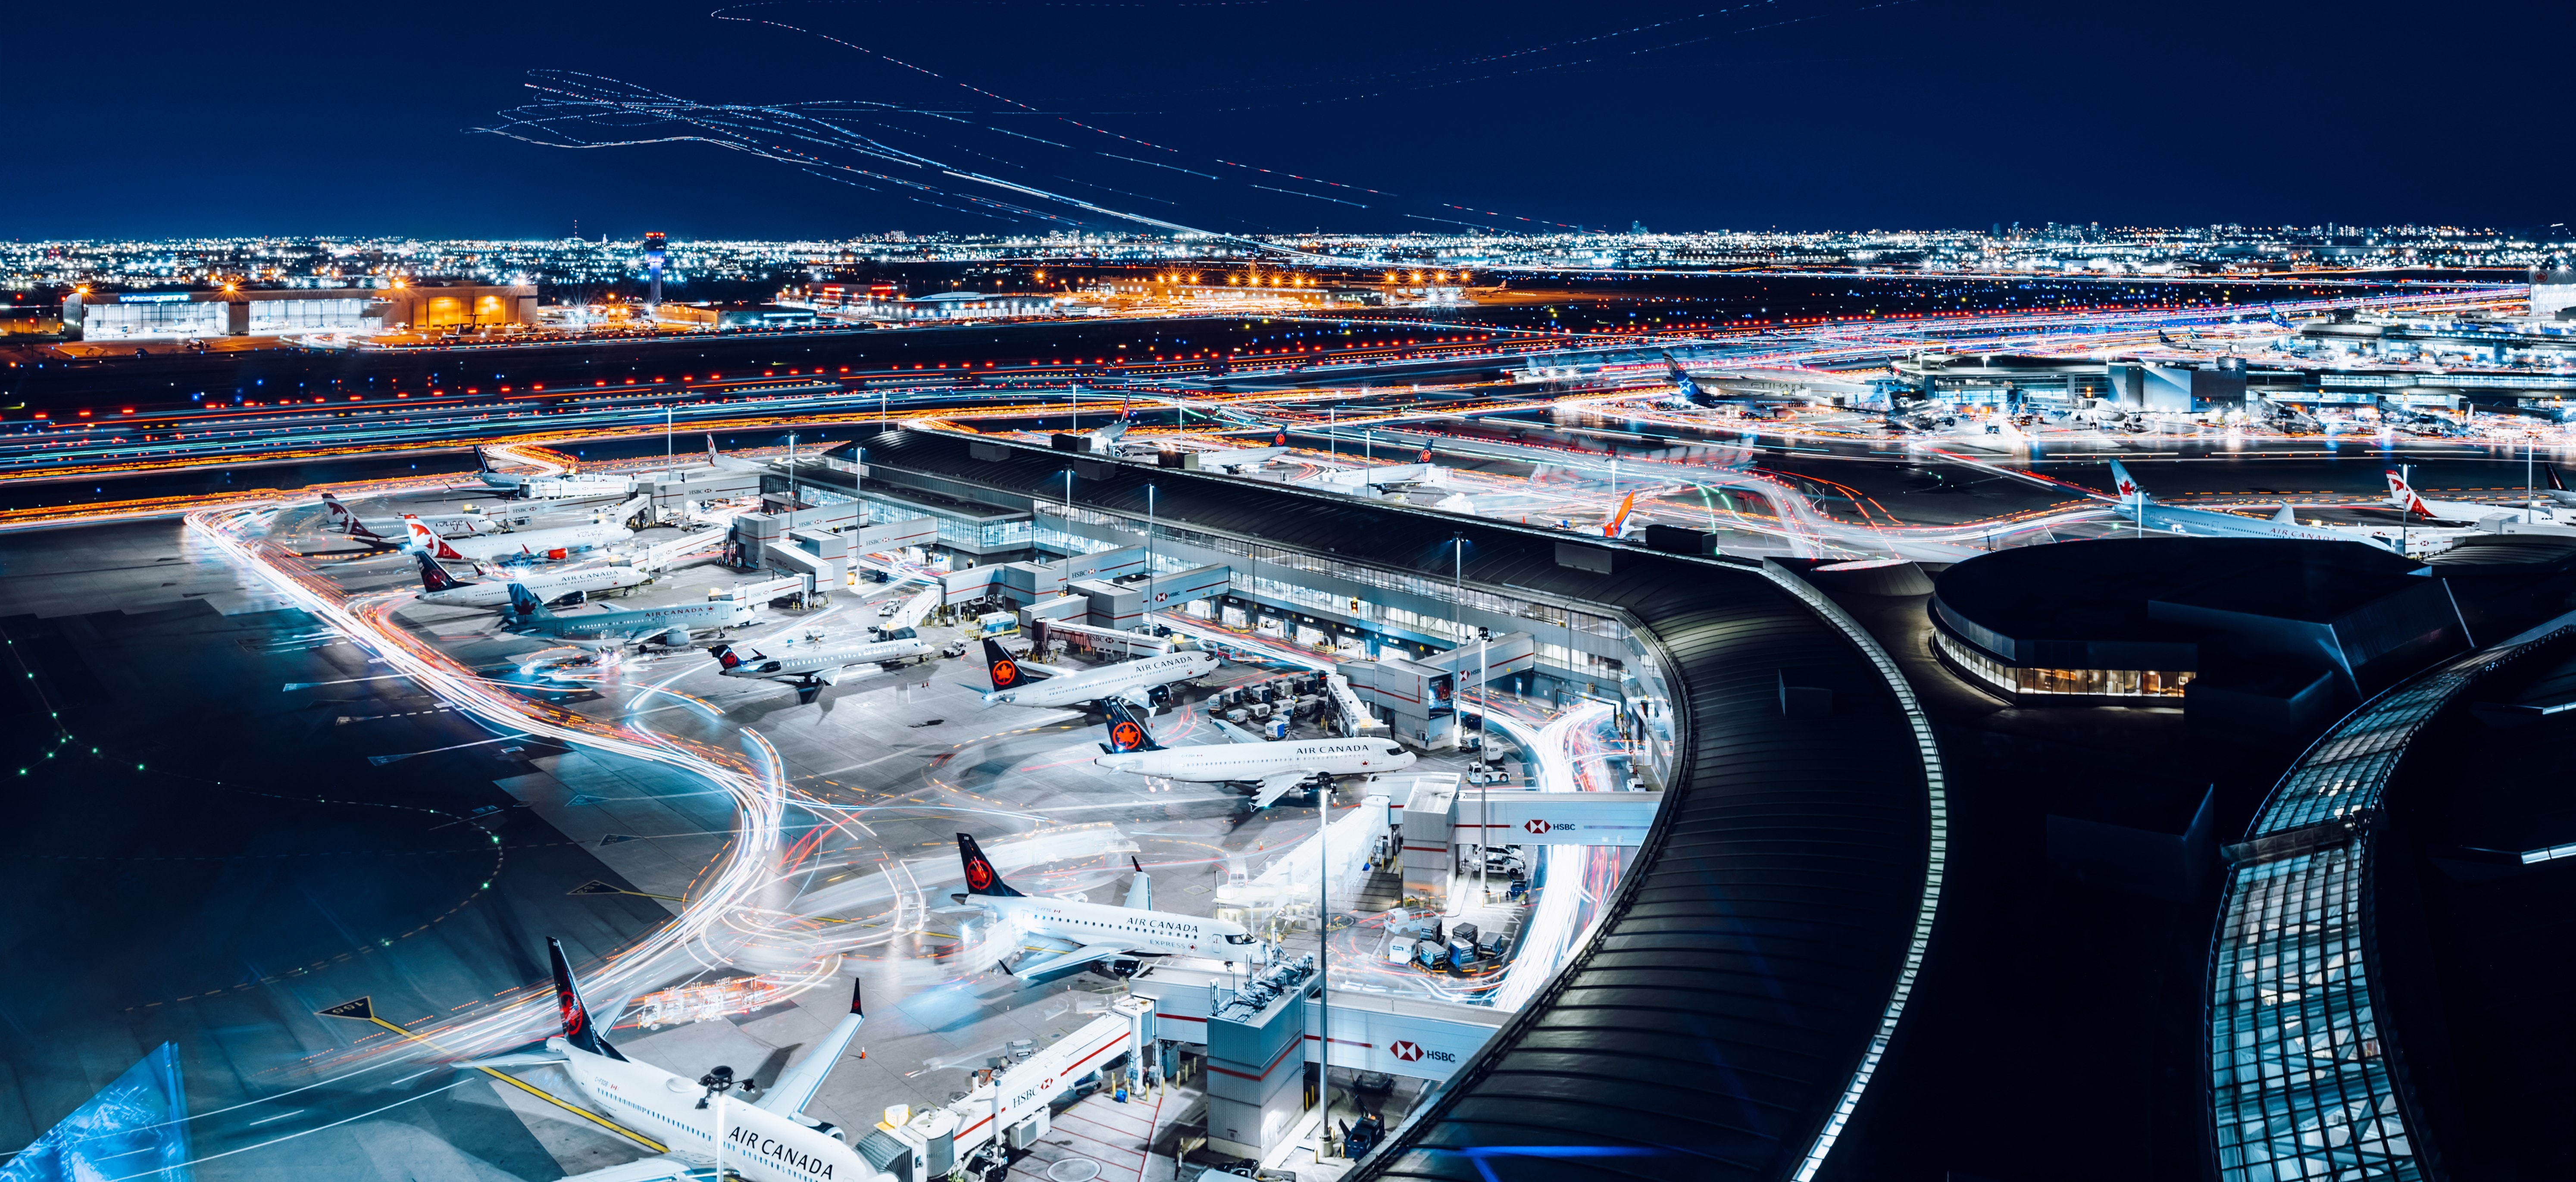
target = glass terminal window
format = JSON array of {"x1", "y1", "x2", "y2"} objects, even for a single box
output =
[{"x1": 1935, "y1": 629, "x2": 2191, "y2": 697}]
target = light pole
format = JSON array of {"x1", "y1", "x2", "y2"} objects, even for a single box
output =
[
  {"x1": 664, "y1": 404, "x2": 672, "y2": 466},
  {"x1": 1316, "y1": 791, "x2": 1331, "y2": 1159}
]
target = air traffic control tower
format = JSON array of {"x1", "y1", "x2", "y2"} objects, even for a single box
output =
[{"x1": 643, "y1": 231, "x2": 668, "y2": 308}]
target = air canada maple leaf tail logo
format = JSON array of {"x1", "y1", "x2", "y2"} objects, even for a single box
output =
[
  {"x1": 966, "y1": 857, "x2": 994, "y2": 891},
  {"x1": 1110, "y1": 720, "x2": 1143, "y2": 751},
  {"x1": 991, "y1": 658, "x2": 1017, "y2": 687},
  {"x1": 560, "y1": 988, "x2": 587, "y2": 1039},
  {"x1": 2117, "y1": 478, "x2": 2137, "y2": 498}
]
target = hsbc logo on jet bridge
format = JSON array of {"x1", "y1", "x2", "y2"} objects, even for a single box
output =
[{"x1": 1386, "y1": 1040, "x2": 1456, "y2": 1065}]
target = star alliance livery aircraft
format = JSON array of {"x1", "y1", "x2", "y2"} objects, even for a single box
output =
[{"x1": 975, "y1": 636, "x2": 1215, "y2": 711}]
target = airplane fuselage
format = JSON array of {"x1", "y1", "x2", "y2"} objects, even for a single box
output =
[
  {"x1": 513, "y1": 599, "x2": 740, "y2": 643},
  {"x1": 423, "y1": 565, "x2": 648, "y2": 608},
  {"x1": 988, "y1": 650, "x2": 1217, "y2": 709},
  {"x1": 2122, "y1": 502, "x2": 2388, "y2": 546},
  {"x1": 556, "y1": 1038, "x2": 879, "y2": 1182},
  {"x1": 975, "y1": 894, "x2": 1248, "y2": 958},
  {"x1": 1096, "y1": 737, "x2": 1412, "y2": 784},
  {"x1": 723, "y1": 638, "x2": 932, "y2": 684},
  {"x1": 433, "y1": 522, "x2": 633, "y2": 562}
]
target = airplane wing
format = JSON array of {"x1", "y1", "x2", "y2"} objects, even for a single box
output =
[
  {"x1": 559, "y1": 1156, "x2": 698, "y2": 1182},
  {"x1": 1248, "y1": 772, "x2": 1313, "y2": 810},
  {"x1": 1211, "y1": 718, "x2": 1267, "y2": 745},
  {"x1": 1113, "y1": 684, "x2": 1158, "y2": 708},
  {"x1": 1007, "y1": 943, "x2": 1132, "y2": 982},
  {"x1": 1015, "y1": 658, "x2": 1079, "y2": 679},
  {"x1": 757, "y1": 980, "x2": 864, "y2": 1118}
]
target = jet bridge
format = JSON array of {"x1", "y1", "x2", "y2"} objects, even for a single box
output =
[
  {"x1": 1448, "y1": 789, "x2": 1663, "y2": 847},
  {"x1": 860, "y1": 997, "x2": 1154, "y2": 1182}
]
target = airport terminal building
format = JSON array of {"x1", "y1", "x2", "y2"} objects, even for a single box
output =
[{"x1": 62, "y1": 282, "x2": 535, "y2": 340}]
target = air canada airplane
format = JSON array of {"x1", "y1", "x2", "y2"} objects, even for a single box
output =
[
  {"x1": 1092, "y1": 699, "x2": 1413, "y2": 809},
  {"x1": 949, "y1": 834, "x2": 1254, "y2": 984},
  {"x1": 2104, "y1": 460, "x2": 2399, "y2": 550},
  {"x1": 2382, "y1": 468, "x2": 2533, "y2": 523},
  {"x1": 324, "y1": 492, "x2": 521, "y2": 537},
  {"x1": 976, "y1": 637, "x2": 1216, "y2": 711},
  {"x1": 504, "y1": 583, "x2": 744, "y2": 650},
  {"x1": 459, "y1": 938, "x2": 874, "y2": 1182},
  {"x1": 711, "y1": 632, "x2": 932, "y2": 690},
  {"x1": 409, "y1": 513, "x2": 633, "y2": 563},
  {"x1": 414, "y1": 552, "x2": 649, "y2": 608}
]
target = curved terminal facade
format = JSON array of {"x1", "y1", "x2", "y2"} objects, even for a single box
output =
[
  {"x1": 2208, "y1": 624, "x2": 2574, "y2": 1179},
  {"x1": 849, "y1": 429, "x2": 1948, "y2": 1182},
  {"x1": 1929, "y1": 539, "x2": 2469, "y2": 722}
]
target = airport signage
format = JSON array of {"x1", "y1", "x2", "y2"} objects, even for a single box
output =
[{"x1": 117, "y1": 293, "x2": 194, "y2": 303}]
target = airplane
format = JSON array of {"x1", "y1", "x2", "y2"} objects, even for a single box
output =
[
  {"x1": 458, "y1": 938, "x2": 873, "y2": 1182},
  {"x1": 1091, "y1": 698, "x2": 1414, "y2": 810},
  {"x1": 414, "y1": 551, "x2": 650, "y2": 608},
  {"x1": 977, "y1": 636, "x2": 1216, "y2": 711},
  {"x1": 701, "y1": 435, "x2": 770, "y2": 472},
  {"x1": 1134, "y1": 442, "x2": 1289, "y2": 474},
  {"x1": 2104, "y1": 460, "x2": 2401, "y2": 549},
  {"x1": 407, "y1": 513, "x2": 634, "y2": 563},
  {"x1": 2382, "y1": 469, "x2": 2530, "y2": 523},
  {"x1": 1600, "y1": 490, "x2": 1644, "y2": 539},
  {"x1": 2542, "y1": 465, "x2": 2576, "y2": 508},
  {"x1": 503, "y1": 582, "x2": 747, "y2": 649},
  {"x1": 711, "y1": 632, "x2": 933, "y2": 690},
  {"x1": 323, "y1": 492, "x2": 522, "y2": 537},
  {"x1": 475, "y1": 446, "x2": 637, "y2": 500},
  {"x1": 1662, "y1": 350, "x2": 1714, "y2": 407},
  {"x1": 950, "y1": 833, "x2": 1254, "y2": 984}
]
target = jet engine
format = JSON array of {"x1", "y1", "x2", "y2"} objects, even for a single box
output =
[{"x1": 660, "y1": 627, "x2": 690, "y2": 647}]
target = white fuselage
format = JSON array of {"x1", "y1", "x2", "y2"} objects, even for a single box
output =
[
  {"x1": 555, "y1": 1038, "x2": 881, "y2": 1182},
  {"x1": 2389, "y1": 492, "x2": 2522, "y2": 523},
  {"x1": 989, "y1": 650, "x2": 1217, "y2": 709},
  {"x1": 437, "y1": 521, "x2": 633, "y2": 562},
  {"x1": 1096, "y1": 737, "x2": 1413, "y2": 784},
  {"x1": 724, "y1": 638, "x2": 932, "y2": 684},
  {"x1": 423, "y1": 565, "x2": 649, "y2": 608},
  {"x1": 516, "y1": 599, "x2": 743, "y2": 643},
  {"x1": 976, "y1": 894, "x2": 1249, "y2": 958}
]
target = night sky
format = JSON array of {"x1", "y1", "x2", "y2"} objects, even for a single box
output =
[{"x1": 13, "y1": 0, "x2": 2569, "y2": 239}]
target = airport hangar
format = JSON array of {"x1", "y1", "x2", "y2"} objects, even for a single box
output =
[
  {"x1": 59, "y1": 281, "x2": 537, "y2": 339},
  {"x1": 800, "y1": 426, "x2": 1948, "y2": 1182}
]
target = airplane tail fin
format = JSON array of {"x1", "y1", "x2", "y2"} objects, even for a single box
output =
[
  {"x1": 706, "y1": 435, "x2": 718, "y2": 466},
  {"x1": 957, "y1": 833, "x2": 1024, "y2": 897},
  {"x1": 1603, "y1": 491, "x2": 1640, "y2": 538},
  {"x1": 545, "y1": 937, "x2": 624, "y2": 1060},
  {"x1": 321, "y1": 493, "x2": 350, "y2": 528},
  {"x1": 709, "y1": 643, "x2": 743, "y2": 670},
  {"x1": 404, "y1": 515, "x2": 466, "y2": 560},
  {"x1": 1100, "y1": 698, "x2": 1162, "y2": 754},
  {"x1": 2106, "y1": 459, "x2": 2147, "y2": 506},
  {"x1": 2550, "y1": 465, "x2": 2568, "y2": 494},
  {"x1": 2273, "y1": 503, "x2": 2298, "y2": 524},
  {"x1": 506, "y1": 583, "x2": 552, "y2": 620},
  {"x1": 2386, "y1": 469, "x2": 2432, "y2": 518},
  {"x1": 982, "y1": 637, "x2": 1026, "y2": 691},
  {"x1": 348, "y1": 517, "x2": 395, "y2": 544},
  {"x1": 414, "y1": 551, "x2": 467, "y2": 592}
]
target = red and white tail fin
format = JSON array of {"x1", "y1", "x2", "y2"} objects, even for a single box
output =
[
  {"x1": 403, "y1": 515, "x2": 466, "y2": 560},
  {"x1": 321, "y1": 493, "x2": 350, "y2": 529},
  {"x1": 2385, "y1": 469, "x2": 2433, "y2": 519}
]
